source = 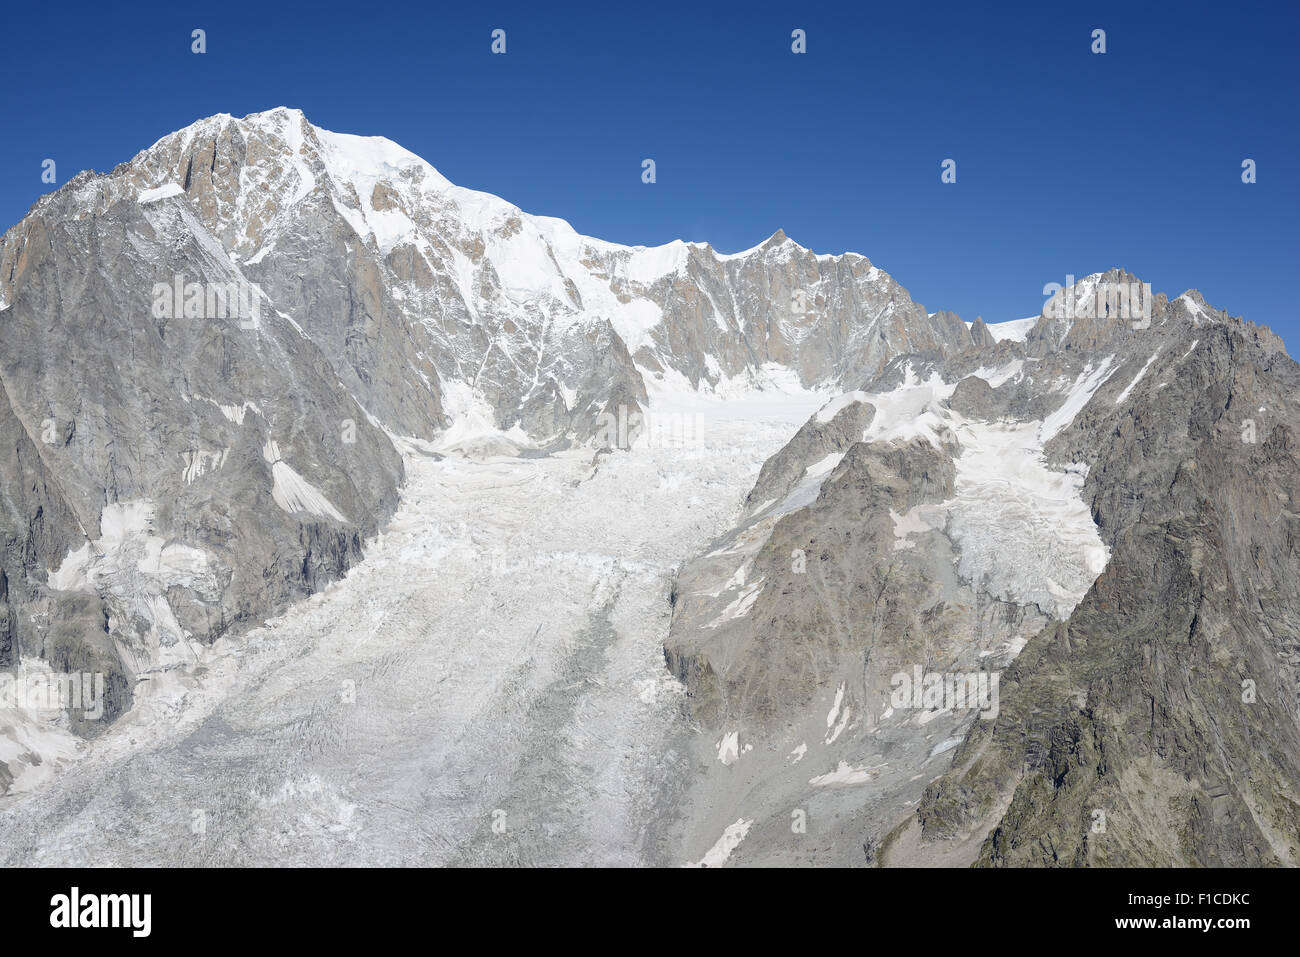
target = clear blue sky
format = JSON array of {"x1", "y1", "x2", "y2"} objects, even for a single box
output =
[{"x1": 3, "y1": 0, "x2": 1297, "y2": 341}]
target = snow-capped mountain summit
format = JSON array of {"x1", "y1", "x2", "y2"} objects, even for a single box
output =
[{"x1": 57, "y1": 107, "x2": 977, "y2": 445}]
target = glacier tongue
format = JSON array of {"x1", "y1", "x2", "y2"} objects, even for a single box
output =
[
  {"x1": 862, "y1": 363, "x2": 1111, "y2": 618},
  {"x1": 0, "y1": 389, "x2": 823, "y2": 866},
  {"x1": 757, "y1": 361, "x2": 1112, "y2": 620},
  {"x1": 947, "y1": 417, "x2": 1108, "y2": 619}
]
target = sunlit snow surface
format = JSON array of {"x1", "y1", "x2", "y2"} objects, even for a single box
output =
[
  {"x1": 137, "y1": 183, "x2": 186, "y2": 204},
  {"x1": 0, "y1": 386, "x2": 824, "y2": 866},
  {"x1": 963, "y1": 315, "x2": 1039, "y2": 342},
  {"x1": 799, "y1": 362, "x2": 1113, "y2": 619},
  {"x1": 691, "y1": 817, "x2": 753, "y2": 867}
]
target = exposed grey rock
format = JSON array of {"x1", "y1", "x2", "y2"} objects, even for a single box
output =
[
  {"x1": 968, "y1": 316, "x2": 996, "y2": 350},
  {"x1": 913, "y1": 320, "x2": 1300, "y2": 866},
  {"x1": 742, "y1": 398, "x2": 876, "y2": 513},
  {"x1": 946, "y1": 374, "x2": 1004, "y2": 419},
  {"x1": 0, "y1": 380, "x2": 85, "y2": 670},
  {"x1": 0, "y1": 169, "x2": 403, "y2": 753}
]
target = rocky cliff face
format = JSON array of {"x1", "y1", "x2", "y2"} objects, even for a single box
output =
[
  {"x1": 0, "y1": 163, "x2": 404, "y2": 741},
  {"x1": 911, "y1": 317, "x2": 1300, "y2": 866},
  {"x1": 665, "y1": 273, "x2": 1300, "y2": 866}
]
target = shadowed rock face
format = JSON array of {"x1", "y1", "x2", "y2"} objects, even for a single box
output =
[
  {"x1": 0, "y1": 382, "x2": 84, "y2": 670},
  {"x1": 666, "y1": 278, "x2": 1300, "y2": 867}
]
